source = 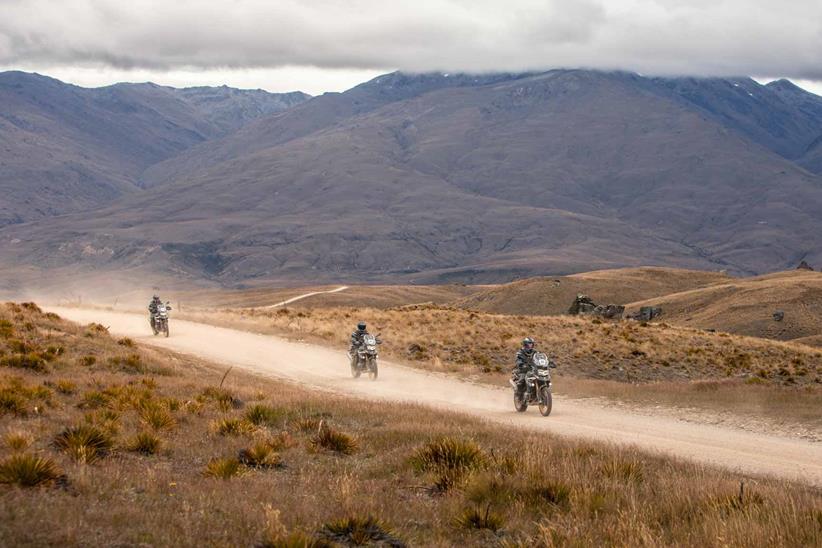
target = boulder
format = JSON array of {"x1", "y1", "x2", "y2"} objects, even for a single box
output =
[{"x1": 773, "y1": 310, "x2": 785, "y2": 322}]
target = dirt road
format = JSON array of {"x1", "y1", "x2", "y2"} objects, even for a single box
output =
[
  {"x1": 262, "y1": 286, "x2": 349, "y2": 308},
  {"x1": 50, "y1": 306, "x2": 822, "y2": 486}
]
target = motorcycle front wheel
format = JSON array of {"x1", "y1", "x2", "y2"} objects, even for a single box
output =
[
  {"x1": 538, "y1": 386, "x2": 552, "y2": 416},
  {"x1": 163, "y1": 322, "x2": 169, "y2": 338},
  {"x1": 513, "y1": 391, "x2": 528, "y2": 413},
  {"x1": 368, "y1": 358, "x2": 378, "y2": 380},
  {"x1": 350, "y1": 357, "x2": 361, "y2": 378}
]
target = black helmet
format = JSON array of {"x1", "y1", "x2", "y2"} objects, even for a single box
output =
[
  {"x1": 357, "y1": 322, "x2": 366, "y2": 331},
  {"x1": 522, "y1": 337, "x2": 534, "y2": 350}
]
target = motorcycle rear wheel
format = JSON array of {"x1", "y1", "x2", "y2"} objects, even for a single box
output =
[{"x1": 538, "y1": 386, "x2": 552, "y2": 416}]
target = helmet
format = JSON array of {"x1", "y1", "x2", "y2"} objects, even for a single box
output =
[
  {"x1": 522, "y1": 337, "x2": 534, "y2": 351},
  {"x1": 357, "y1": 322, "x2": 367, "y2": 331}
]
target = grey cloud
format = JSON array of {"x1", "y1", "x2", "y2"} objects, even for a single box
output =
[{"x1": 0, "y1": 0, "x2": 821, "y2": 80}]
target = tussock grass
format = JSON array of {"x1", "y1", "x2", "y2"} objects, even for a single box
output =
[
  {"x1": 258, "y1": 531, "x2": 332, "y2": 548},
  {"x1": 54, "y1": 379, "x2": 77, "y2": 395},
  {"x1": 245, "y1": 404, "x2": 287, "y2": 427},
  {"x1": 3, "y1": 430, "x2": 34, "y2": 451},
  {"x1": 138, "y1": 400, "x2": 176, "y2": 430},
  {"x1": 211, "y1": 417, "x2": 254, "y2": 436},
  {"x1": 126, "y1": 431, "x2": 161, "y2": 455},
  {"x1": 0, "y1": 454, "x2": 61, "y2": 487},
  {"x1": 309, "y1": 425, "x2": 357, "y2": 455},
  {"x1": 454, "y1": 505, "x2": 505, "y2": 532},
  {"x1": 409, "y1": 437, "x2": 487, "y2": 474},
  {"x1": 204, "y1": 457, "x2": 242, "y2": 479},
  {"x1": 238, "y1": 442, "x2": 282, "y2": 468},
  {"x1": 53, "y1": 424, "x2": 113, "y2": 463},
  {"x1": 318, "y1": 516, "x2": 404, "y2": 547}
]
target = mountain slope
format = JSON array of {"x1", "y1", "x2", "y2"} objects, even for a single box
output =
[
  {"x1": 3, "y1": 70, "x2": 822, "y2": 287},
  {"x1": 0, "y1": 71, "x2": 309, "y2": 225}
]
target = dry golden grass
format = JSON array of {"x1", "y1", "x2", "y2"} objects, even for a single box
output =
[{"x1": 0, "y1": 302, "x2": 820, "y2": 546}]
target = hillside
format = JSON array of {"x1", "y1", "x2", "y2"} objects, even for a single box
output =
[
  {"x1": 624, "y1": 269, "x2": 822, "y2": 346},
  {"x1": 455, "y1": 267, "x2": 730, "y2": 315},
  {"x1": 0, "y1": 71, "x2": 309, "y2": 225},
  {"x1": 2, "y1": 303, "x2": 819, "y2": 546},
  {"x1": 3, "y1": 70, "x2": 822, "y2": 288}
]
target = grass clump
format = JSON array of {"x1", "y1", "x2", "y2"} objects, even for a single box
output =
[
  {"x1": 4, "y1": 430, "x2": 34, "y2": 451},
  {"x1": 238, "y1": 442, "x2": 282, "y2": 468},
  {"x1": 212, "y1": 417, "x2": 254, "y2": 436},
  {"x1": 0, "y1": 389, "x2": 28, "y2": 416},
  {"x1": 318, "y1": 516, "x2": 405, "y2": 547},
  {"x1": 138, "y1": 400, "x2": 176, "y2": 430},
  {"x1": 245, "y1": 404, "x2": 286, "y2": 426},
  {"x1": 126, "y1": 431, "x2": 162, "y2": 455},
  {"x1": 53, "y1": 424, "x2": 113, "y2": 464},
  {"x1": 409, "y1": 437, "x2": 487, "y2": 474},
  {"x1": 1, "y1": 352, "x2": 47, "y2": 372},
  {"x1": 309, "y1": 425, "x2": 358, "y2": 455},
  {"x1": 200, "y1": 387, "x2": 243, "y2": 411},
  {"x1": 600, "y1": 457, "x2": 644, "y2": 483},
  {"x1": 204, "y1": 457, "x2": 242, "y2": 479},
  {"x1": 454, "y1": 505, "x2": 505, "y2": 532},
  {"x1": 55, "y1": 379, "x2": 77, "y2": 395},
  {"x1": 0, "y1": 454, "x2": 62, "y2": 487},
  {"x1": 117, "y1": 337, "x2": 135, "y2": 347}
]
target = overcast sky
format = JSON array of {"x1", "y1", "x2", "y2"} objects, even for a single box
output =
[{"x1": 1, "y1": 0, "x2": 820, "y2": 96}]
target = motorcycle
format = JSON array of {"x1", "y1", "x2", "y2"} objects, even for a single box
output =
[
  {"x1": 509, "y1": 351, "x2": 556, "y2": 416},
  {"x1": 150, "y1": 302, "x2": 171, "y2": 337},
  {"x1": 349, "y1": 334, "x2": 380, "y2": 380}
]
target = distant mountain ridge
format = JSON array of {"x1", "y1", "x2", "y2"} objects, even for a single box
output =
[
  {"x1": 0, "y1": 69, "x2": 820, "y2": 288},
  {"x1": 0, "y1": 71, "x2": 310, "y2": 225}
]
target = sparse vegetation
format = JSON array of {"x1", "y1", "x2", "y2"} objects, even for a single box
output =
[
  {"x1": 245, "y1": 403, "x2": 286, "y2": 426},
  {"x1": 309, "y1": 424, "x2": 357, "y2": 455},
  {"x1": 318, "y1": 516, "x2": 404, "y2": 547}
]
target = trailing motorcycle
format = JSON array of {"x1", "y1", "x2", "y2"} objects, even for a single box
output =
[
  {"x1": 150, "y1": 302, "x2": 171, "y2": 337},
  {"x1": 510, "y1": 351, "x2": 556, "y2": 416},
  {"x1": 349, "y1": 334, "x2": 380, "y2": 380}
]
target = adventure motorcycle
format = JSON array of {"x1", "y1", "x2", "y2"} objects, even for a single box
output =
[
  {"x1": 150, "y1": 302, "x2": 171, "y2": 337},
  {"x1": 349, "y1": 334, "x2": 380, "y2": 380},
  {"x1": 510, "y1": 351, "x2": 556, "y2": 416}
]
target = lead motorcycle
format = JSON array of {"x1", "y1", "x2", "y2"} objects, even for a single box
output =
[
  {"x1": 150, "y1": 302, "x2": 171, "y2": 338},
  {"x1": 510, "y1": 351, "x2": 556, "y2": 416},
  {"x1": 349, "y1": 334, "x2": 380, "y2": 380}
]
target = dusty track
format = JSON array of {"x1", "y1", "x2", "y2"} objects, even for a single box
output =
[
  {"x1": 262, "y1": 286, "x2": 349, "y2": 308},
  {"x1": 50, "y1": 307, "x2": 822, "y2": 486}
]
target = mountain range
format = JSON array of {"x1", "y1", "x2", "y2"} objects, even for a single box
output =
[{"x1": 0, "y1": 69, "x2": 820, "y2": 289}]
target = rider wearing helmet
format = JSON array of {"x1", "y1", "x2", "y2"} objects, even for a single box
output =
[
  {"x1": 148, "y1": 295, "x2": 161, "y2": 328},
  {"x1": 513, "y1": 337, "x2": 536, "y2": 397},
  {"x1": 349, "y1": 322, "x2": 369, "y2": 367}
]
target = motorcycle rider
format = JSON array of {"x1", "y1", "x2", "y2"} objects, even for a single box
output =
[
  {"x1": 148, "y1": 295, "x2": 163, "y2": 331},
  {"x1": 513, "y1": 337, "x2": 537, "y2": 398},
  {"x1": 349, "y1": 322, "x2": 369, "y2": 368}
]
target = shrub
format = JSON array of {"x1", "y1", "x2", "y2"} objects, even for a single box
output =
[
  {"x1": 245, "y1": 404, "x2": 286, "y2": 427},
  {"x1": 4, "y1": 430, "x2": 33, "y2": 451},
  {"x1": 126, "y1": 431, "x2": 161, "y2": 455},
  {"x1": 79, "y1": 355, "x2": 97, "y2": 367},
  {"x1": 238, "y1": 442, "x2": 282, "y2": 468},
  {"x1": 138, "y1": 400, "x2": 176, "y2": 430},
  {"x1": 78, "y1": 390, "x2": 112, "y2": 409},
  {"x1": 0, "y1": 454, "x2": 62, "y2": 487},
  {"x1": 318, "y1": 516, "x2": 404, "y2": 547},
  {"x1": 310, "y1": 426, "x2": 357, "y2": 455},
  {"x1": 212, "y1": 417, "x2": 253, "y2": 436},
  {"x1": 117, "y1": 337, "x2": 135, "y2": 347},
  {"x1": 454, "y1": 505, "x2": 504, "y2": 532},
  {"x1": 204, "y1": 457, "x2": 242, "y2": 479},
  {"x1": 0, "y1": 319, "x2": 13, "y2": 338},
  {"x1": 20, "y1": 302, "x2": 42, "y2": 313},
  {"x1": 53, "y1": 424, "x2": 113, "y2": 463}
]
